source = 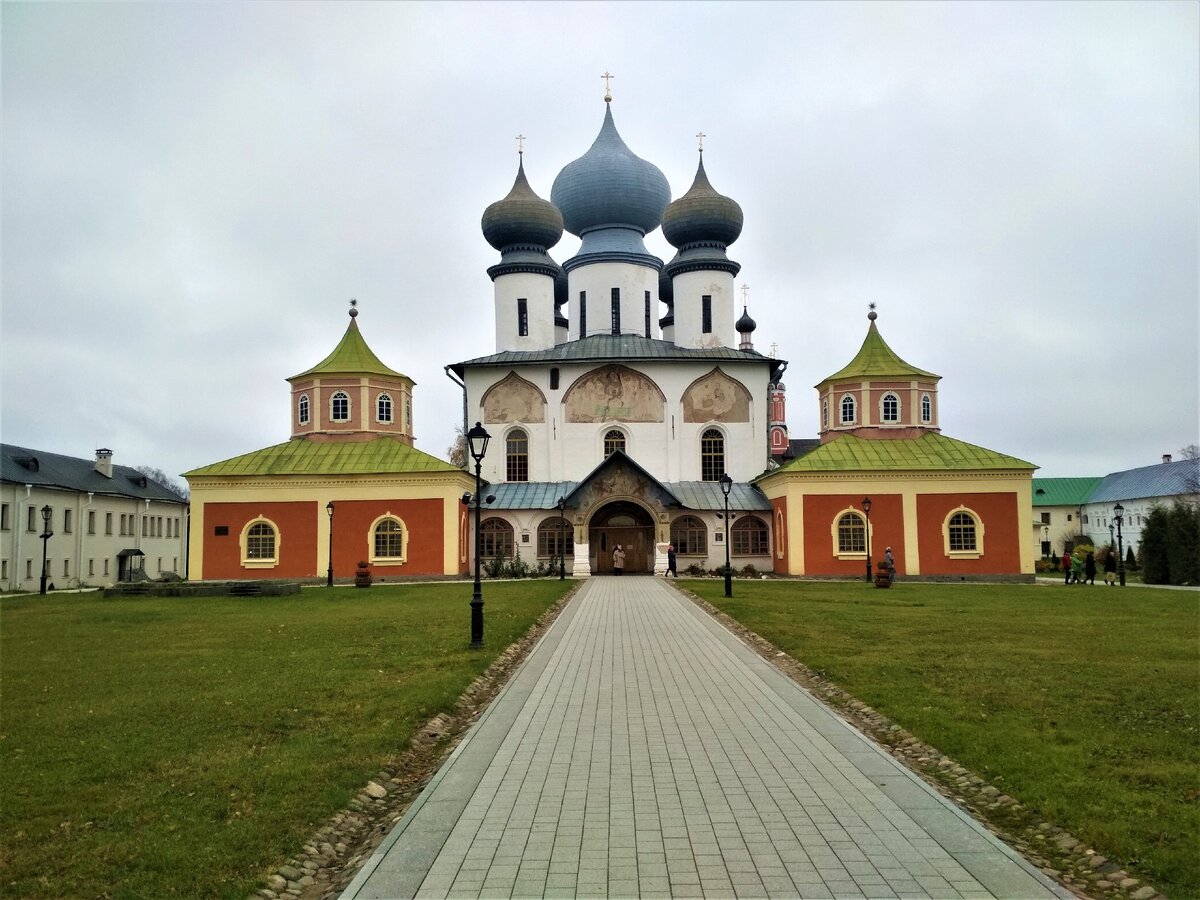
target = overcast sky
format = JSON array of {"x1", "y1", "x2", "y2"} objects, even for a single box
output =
[{"x1": 2, "y1": 1, "x2": 1197, "y2": 486}]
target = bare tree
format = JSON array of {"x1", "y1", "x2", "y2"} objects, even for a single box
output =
[
  {"x1": 446, "y1": 425, "x2": 467, "y2": 469},
  {"x1": 1179, "y1": 443, "x2": 1199, "y2": 460},
  {"x1": 136, "y1": 465, "x2": 189, "y2": 500}
]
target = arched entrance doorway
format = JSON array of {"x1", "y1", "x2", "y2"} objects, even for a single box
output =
[{"x1": 589, "y1": 501, "x2": 655, "y2": 574}]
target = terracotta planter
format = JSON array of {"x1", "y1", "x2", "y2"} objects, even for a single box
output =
[{"x1": 355, "y1": 562, "x2": 372, "y2": 588}]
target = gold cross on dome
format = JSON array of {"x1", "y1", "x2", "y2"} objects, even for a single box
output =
[
  {"x1": 516, "y1": 134, "x2": 526, "y2": 155},
  {"x1": 696, "y1": 131, "x2": 706, "y2": 152},
  {"x1": 602, "y1": 70, "x2": 614, "y2": 101}
]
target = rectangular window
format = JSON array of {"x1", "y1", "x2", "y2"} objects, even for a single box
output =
[
  {"x1": 63, "y1": 559, "x2": 70, "y2": 578},
  {"x1": 63, "y1": 509, "x2": 72, "y2": 534},
  {"x1": 104, "y1": 559, "x2": 109, "y2": 576},
  {"x1": 88, "y1": 511, "x2": 96, "y2": 534},
  {"x1": 157, "y1": 517, "x2": 163, "y2": 537},
  {"x1": 1040, "y1": 512, "x2": 1050, "y2": 525},
  {"x1": 579, "y1": 291, "x2": 587, "y2": 335},
  {"x1": 89, "y1": 559, "x2": 95, "y2": 576},
  {"x1": 214, "y1": 525, "x2": 229, "y2": 536},
  {"x1": 549, "y1": 367, "x2": 560, "y2": 390},
  {"x1": 517, "y1": 298, "x2": 528, "y2": 337},
  {"x1": 1, "y1": 560, "x2": 7, "y2": 580},
  {"x1": 702, "y1": 295, "x2": 713, "y2": 334},
  {"x1": 26, "y1": 560, "x2": 32, "y2": 579},
  {"x1": 1082, "y1": 514, "x2": 1088, "y2": 525},
  {"x1": 610, "y1": 287, "x2": 621, "y2": 334},
  {"x1": 106, "y1": 512, "x2": 113, "y2": 535},
  {"x1": 1, "y1": 503, "x2": 9, "y2": 530},
  {"x1": 644, "y1": 291, "x2": 651, "y2": 338},
  {"x1": 157, "y1": 557, "x2": 162, "y2": 573},
  {"x1": 27, "y1": 507, "x2": 36, "y2": 532}
]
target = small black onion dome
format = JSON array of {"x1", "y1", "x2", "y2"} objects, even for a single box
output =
[
  {"x1": 554, "y1": 266, "x2": 568, "y2": 327},
  {"x1": 481, "y1": 158, "x2": 564, "y2": 251},
  {"x1": 661, "y1": 154, "x2": 743, "y2": 249},
  {"x1": 659, "y1": 260, "x2": 675, "y2": 306},
  {"x1": 736, "y1": 305, "x2": 757, "y2": 333}
]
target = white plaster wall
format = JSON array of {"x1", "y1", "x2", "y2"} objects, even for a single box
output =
[
  {"x1": 493, "y1": 271, "x2": 557, "y2": 352},
  {"x1": 669, "y1": 269, "x2": 736, "y2": 349},
  {"x1": 566, "y1": 262, "x2": 660, "y2": 340}
]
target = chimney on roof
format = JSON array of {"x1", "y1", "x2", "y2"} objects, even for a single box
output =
[
  {"x1": 95, "y1": 448, "x2": 113, "y2": 478},
  {"x1": 1163, "y1": 453, "x2": 1173, "y2": 464}
]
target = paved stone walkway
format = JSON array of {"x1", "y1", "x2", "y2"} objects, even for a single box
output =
[{"x1": 343, "y1": 577, "x2": 1070, "y2": 899}]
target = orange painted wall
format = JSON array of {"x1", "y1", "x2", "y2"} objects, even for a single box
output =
[
  {"x1": 802, "y1": 494, "x2": 904, "y2": 576},
  {"x1": 203, "y1": 501, "x2": 318, "y2": 579},
  {"x1": 917, "y1": 492, "x2": 1022, "y2": 574},
  {"x1": 331, "y1": 498, "x2": 445, "y2": 577},
  {"x1": 771, "y1": 497, "x2": 789, "y2": 574}
]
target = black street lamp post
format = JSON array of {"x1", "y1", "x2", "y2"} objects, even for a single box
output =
[
  {"x1": 326, "y1": 501, "x2": 335, "y2": 587},
  {"x1": 39, "y1": 505, "x2": 53, "y2": 595},
  {"x1": 1113, "y1": 503, "x2": 1126, "y2": 587},
  {"x1": 556, "y1": 495, "x2": 567, "y2": 580},
  {"x1": 862, "y1": 497, "x2": 873, "y2": 582},
  {"x1": 467, "y1": 422, "x2": 491, "y2": 648},
  {"x1": 719, "y1": 473, "x2": 733, "y2": 598}
]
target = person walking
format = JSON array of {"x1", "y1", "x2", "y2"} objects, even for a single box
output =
[
  {"x1": 884, "y1": 546, "x2": 895, "y2": 583},
  {"x1": 1104, "y1": 549, "x2": 1118, "y2": 586},
  {"x1": 1084, "y1": 550, "x2": 1097, "y2": 586},
  {"x1": 1071, "y1": 551, "x2": 1084, "y2": 584},
  {"x1": 613, "y1": 544, "x2": 625, "y2": 576},
  {"x1": 1062, "y1": 550, "x2": 1072, "y2": 585},
  {"x1": 666, "y1": 543, "x2": 677, "y2": 578}
]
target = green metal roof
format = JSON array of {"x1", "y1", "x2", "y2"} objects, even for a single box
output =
[
  {"x1": 184, "y1": 436, "x2": 460, "y2": 478},
  {"x1": 1032, "y1": 477, "x2": 1104, "y2": 506},
  {"x1": 762, "y1": 432, "x2": 1035, "y2": 475},
  {"x1": 451, "y1": 334, "x2": 781, "y2": 376},
  {"x1": 290, "y1": 317, "x2": 409, "y2": 381},
  {"x1": 818, "y1": 318, "x2": 938, "y2": 385}
]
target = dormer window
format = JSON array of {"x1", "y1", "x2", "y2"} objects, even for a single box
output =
[
  {"x1": 921, "y1": 393, "x2": 932, "y2": 423},
  {"x1": 881, "y1": 393, "x2": 900, "y2": 423},
  {"x1": 377, "y1": 393, "x2": 393, "y2": 424},
  {"x1": 298, "y1": 394, "x2": 310, "y2": 425},
  {"x1": 840, "y1": 394, "x2": 856, "y2": 425},
  {"x1": 331, "y1": 391, "x2": 350, "y2": 423},
  {"x1": 822, "y1": 399, "x2": 829, "y2": 429}
]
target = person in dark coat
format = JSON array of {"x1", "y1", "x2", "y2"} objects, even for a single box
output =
[
  {"x1": 1084, "y1": 551, "x2": 1097, "y2": 585},
  {"x1": 613, "y1": 544, "x2": 625, "y2": 576},
  {"x1": 666, "y1": 544, "x2": 678, "y2": 578},
  {"x1": 1104, "y1": 550, "x2": 1118, "y2": 586},
  {"x1": 1062, "y1": 551, "x2": 1072, "y2": 584}
]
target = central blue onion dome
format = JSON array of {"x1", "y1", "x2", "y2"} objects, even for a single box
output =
[
  {"x1": 482, "y1": 158, "x2": 564, "y2": 251},
  {"x1": 662, "y1": 154, "x2": 743, "y2": 249},
  {"x1": 551, "y1": 105, "x2": 671, "y2": 237}
]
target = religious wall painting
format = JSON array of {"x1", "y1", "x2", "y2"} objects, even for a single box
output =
[
  {"x1": 682, "y1": 368, "x2": 752, "y2": 423},
  {"x1": 563, "y1": 365, "x2": 665, "y2": 423},
  {"x1": 482, "y1": 371, "x2": 546, "y2": 424}
]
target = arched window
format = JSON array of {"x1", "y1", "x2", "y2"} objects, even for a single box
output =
[
  {"x1": 377, "y1": 393, "x2": 393, "y2": 423},
  {"x1": 298, "y1": 394, "x2": 310, "y2": 425},
  {"x1": 331, "y1": 391, "x2": 350, "y2": 423},
  {"x1": 700, "y1": 429, "x2": 724, "y2": 482},
  {"x1": 603, "y1": 429, "x2": 625, "y2": 457},
  {"x1": 671, "y1": 515, "x2": 707, "y2": 555},
  {"x1": 822, "y1": 399, "x2": 828, "y2": 429},
  {"x1": 732, "y1": 516, "x2": 769, "y2": 555},
  {"x1": 921, "y1": 393, "x2": 932, "y2": 423},
  {"x1": 372, "y1": 517, "x2": 405, "y2": 561},
  {"x1": 506, "y1": 429, "x2": 529, "y2": 482},
  {"x1": 480, "y1": 518, "x2": 515, "y2": 558},
  {"x1": 537, "y1": 517, "x2": 573, "y2": 559},
  {"x1": 840, "y1": 394, "x2": 856, "y2": 425},
  {"x1": 881, "y1": 393, "x2": 900, "y2": 423},
  {"x1": 948, "y1": 511, "x2": 978, "y2": 552},
  {"x1": 836, "y1": 512, "x2": 866, "y2": 554},
  {"x1": 240, "y1": 517, "x2": 280, "y2": 568}
]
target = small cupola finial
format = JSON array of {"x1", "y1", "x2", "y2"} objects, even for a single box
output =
[
  {"x1": 515, "y1": 133, "x2": 525, "y2": 156},
  {"x1": 601, "y1": 69, "x2": 614, "y2": 103},
  {"x1": 696, "y1": 130, "x2": 706, "y2": 153},
  {"x1": 349, "y1": 298, "x2": 358, "y2": 319},
  {"x1": 868, "y1": 301, "x2": 877, "y2": 322}
]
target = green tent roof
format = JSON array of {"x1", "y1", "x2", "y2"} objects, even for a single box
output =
[
  {"x1": 818, "y1": 318, "x2": 938, "y2": 385},
  {"x1": 290, "y1": 317, "x2": 409, "y2": 381},
  {"x1": 762, "y1": 432, "x2": 1035, "y2": 476},
  {"x1": 1032, "y1": 477, "x2": 1103, "y2": 506},
  {"x1": 184, "y1": 436, "x2": 460, "y2": 478}
]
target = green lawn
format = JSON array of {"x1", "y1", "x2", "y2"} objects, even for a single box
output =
[
  {"x1": 0, "y1": 582, "x2": 570, "y2": 899},
  {"x1": 685, "y1": 579, "x2": 1200, "y2": 898}
]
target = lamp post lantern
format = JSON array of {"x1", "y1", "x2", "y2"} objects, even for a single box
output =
[
  {"x1": 861, "y1": 497, "x2": 873, "y2": 582},
  {"x1": 467, "y1": 422, "x2": 491, "y2": 648},
  {"x1": 39, "y1": 505, "x2": 53, "y2": 595},
  {"x1": 719, "y1": 473, "x2": 733, "y2": 598},
  {"x1": 556, "y1": 495, "x2": 567, "y2": 580},
  {"x1": 326, "y1": 502, "x2": 335, "y2": 587},
  {"x1": 1113, "y1": 503, "x2": 1126, "y2": 587}
]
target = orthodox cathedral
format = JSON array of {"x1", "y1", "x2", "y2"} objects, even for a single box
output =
[{"x1": 185, "y1": 93, "x2": 1035, "y2": 582}]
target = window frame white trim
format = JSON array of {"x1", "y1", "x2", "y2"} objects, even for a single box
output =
[
  {"x1": 942, "y1": 506, "x2": 984, "y2": 558},
  {"x1": 376, "y1": 392, "x2": 394, "y2": 424},
  {"x1": 368, "y1": 513, "x2": 409, "y2": 566},
  {"x1": 240, "y1": 516, "x2": 281, "y2": 569},
  {"x1": 879, "y1": 391, "x2": 901, "y2": 424},
  {"x1": 298, "y1": 393, "x2": 310, "y2": 425},
  {"x1": 601, "y1": 426, "x2": 628, "y2": 458},
  {"x1": 839, "y1": 393, "x2": 856, "y2": 425},
  {"x1": 921, "y1": 392, "x2": 933, "y2": 424},
  {"x1": 330, "y1": 391, "x2": 351, "y2": 423},
  {"x1": 831, "y1": 508, "x2": 869, "y2": 559}
]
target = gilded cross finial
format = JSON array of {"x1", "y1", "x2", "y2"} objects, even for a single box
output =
[
  {"x1": 516, "y1": 134, "x2": 526, "y2": 155},
  {"x1": 696, "y1": 131, "x2": 706, "y2": 152},
  {"x1": 769, "y1": 342, "x2": 779, "y2": 359},
  {"x1": 741, "y1": 284, "x2": 749, "y2": 305},
  {"x1": 601, "y1": 70, "x2": 614, "y2": 102}
]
